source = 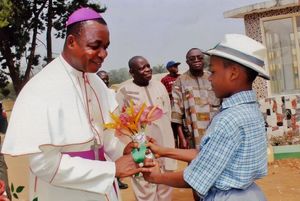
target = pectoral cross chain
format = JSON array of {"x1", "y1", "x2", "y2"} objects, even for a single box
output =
[{"x1": 91, "y1": 139, "x2": 100, "y2": 160}]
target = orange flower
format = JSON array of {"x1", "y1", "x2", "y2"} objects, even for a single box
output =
[{"x1": 104, "y1": 100, "x2": 163, "y2": 140}]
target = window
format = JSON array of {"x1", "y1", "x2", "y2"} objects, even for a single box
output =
[{"x1": 262, "y1": 15, "x2": 300, "y2": 95}]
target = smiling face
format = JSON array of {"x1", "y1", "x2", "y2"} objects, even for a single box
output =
[
  {"x1": 129, "y1": 56, "x2": 152, "y2": 86},
  {"x1": 186, "y1": 48, "x2": 204, "y2": 74},
  {"x1": 65, "y1": 20, "x2": 110, "y2": 73}
]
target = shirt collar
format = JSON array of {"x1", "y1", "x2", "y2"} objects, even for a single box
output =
[
  {"x1": 59, "y1": 54, "x2": 85, "y2": 78},
  {"x1": 221, "y1": 90, "x2": 257, "y2": 110}
]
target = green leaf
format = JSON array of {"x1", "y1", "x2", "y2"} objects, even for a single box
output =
[
  {"x1": 32, "y1": 197, "x2": 38, "y2": 201},
  {"x1": 16, "y1": 186, "x2": 25, "y2": 193},
  {"x1": 11, "y1": 183, "x2": 14, "y2": 192},
  {"x1": 13, "y1": 193, "x2": 18, "y2": 199}
]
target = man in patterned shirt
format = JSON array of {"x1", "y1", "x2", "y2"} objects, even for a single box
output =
[
  {"x1": 171, "y1": 48, "x2": 220, "y2": 149},
  {"x1": 143, "y1": 34, "x2": 270, "y2": 201}
]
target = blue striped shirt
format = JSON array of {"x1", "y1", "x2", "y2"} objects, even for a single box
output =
[{"x1": 183, "y1": 90, "x2": 267, "y2": 196}]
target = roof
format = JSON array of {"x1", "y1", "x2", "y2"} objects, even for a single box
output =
[{"x1": 224, "y1": 0, "x2": 300, "y2": 18}]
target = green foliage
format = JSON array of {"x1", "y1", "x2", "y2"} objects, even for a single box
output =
[
  {"x1": 16, "y1": 186, "x2": 25, "y2": 193},
  {"x1": 10, "y1": 183, "x2": 38, "y2": 201},
  {"x1": 152, "y1": 64, "x2": 167, "y2": 74},
  {"x1": 10, "y1": 183, "x2": 25, "y2": 199},
  {"x1": 0, "y1": 0, "x2": 106, "y2": 94},
  {"x1": 10, "y1": 183, "x2": 14, "y2": 192},
  {"x1": 0, "y1": 73, "x2": 8, "y2": 88},
  {"x1": 0, "y1": 0, "x2": 13, "y2": 28},
  {"x1": 0, "y1": 82, "x2": 15, "y2": 100},
  {"x1": 13, "y1": 193, "x2": 18, "y2": 199},
  {"x1": 109, "y1": 68, "x2": 131, "y2": 85},
  {"x1": 1, "y1": 88, "x2": 10, "y2": 97}
]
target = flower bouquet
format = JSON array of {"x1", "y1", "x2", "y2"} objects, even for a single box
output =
[{"x1": 104, "y1": 100, "x2": 163, "y2": 165}]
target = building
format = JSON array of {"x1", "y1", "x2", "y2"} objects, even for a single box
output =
[{"x1": 225, "y1": 0, "x2": 300, "y2": 150}]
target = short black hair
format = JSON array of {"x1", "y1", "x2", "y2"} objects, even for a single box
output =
[
  {"x1": 97, "y1": 70, "x2": 108, "y2": 76},
  {"x1": 186, "y1": 48, "x2": 201, "y2": 59},
  {"x1": 222, "y1": 57, "x2": 258, "y2": 83},
  {"x1": 128, "y1": 56, "x2": 144, "y2": 69},
  {"x1": 66, "y1": 18, "x2": 107, "y2": 37}
]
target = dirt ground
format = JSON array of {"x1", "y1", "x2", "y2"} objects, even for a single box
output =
[
  {"x1": 121, "y1": 159, "x2": 300, "y2": 201},
  {"x1": 2, "y1": 99, "x2": 300, "y2": 201}
]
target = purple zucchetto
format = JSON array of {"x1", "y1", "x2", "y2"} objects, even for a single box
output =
[{"x1": 66, "y1": 7, "x2": 103, "y2": 27}]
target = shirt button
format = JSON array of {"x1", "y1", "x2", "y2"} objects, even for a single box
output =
[
  {"x1": 88, "y1": 99, "x2": 91, "y2": 102},
  {"x1": 91, "y1": 118, "x2": 94, "y2": 122}
]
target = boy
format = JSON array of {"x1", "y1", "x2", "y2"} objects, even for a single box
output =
[{"x1": 143, "y1": 34, "x2": 269, "y2": 201}]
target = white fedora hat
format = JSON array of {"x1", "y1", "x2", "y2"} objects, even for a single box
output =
[{"x1": 206, "y1": 34, "x2": 270, "y2": 80}]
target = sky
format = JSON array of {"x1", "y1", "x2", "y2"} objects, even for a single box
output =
[{"x1": 53, "y1": 0, "x2": 266, "y2": 71}]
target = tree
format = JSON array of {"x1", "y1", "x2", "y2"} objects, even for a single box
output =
[
  {"x1": 152, "y1": 64, "x2": 167, "y2": 74},
  {"x1": 0, "y1": 0, "x2": 106, "y2": 95},
  {"x1": 41, "y1": 0, "x2": 106, "y2": 63},
  {"x1": 0, "y1": 0, "x2": 12, "y2": 28},
  {"x1": 0, "y1": 0, "x2": 12, "y2": 89},
  {"x1": 109, "y1": 68, "x2": 131, "y2": 85}
]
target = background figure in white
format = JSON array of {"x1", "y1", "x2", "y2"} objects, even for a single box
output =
[{"x1": 116, "y1": 56, "x2": 177, "y2": 201}]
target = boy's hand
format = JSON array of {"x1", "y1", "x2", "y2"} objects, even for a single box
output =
[
  {"x1": 143, "y1": 160, "x2": 161, "y2": 183},
  {"x1": 123, "y1": 141, "x2": 139, "y2": 155},
  {"x1": 145, "y1": 141, "x2": 165, "y2": 158}
]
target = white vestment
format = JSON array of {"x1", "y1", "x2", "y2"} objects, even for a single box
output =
[
  {"x1": 1, "y1": 56, "x2": 124, "y2": 201},
  {"x1": 116, "y1": 80, "x2": 177, "y2": 201}
]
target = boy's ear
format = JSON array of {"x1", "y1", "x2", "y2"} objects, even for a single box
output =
[{"x1": 229, "y1": 65, "x2": 240, "y2": 81}]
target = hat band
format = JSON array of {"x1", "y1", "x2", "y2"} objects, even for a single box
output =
[{"x1": 214, "y1": 45, "x2": 264, "y2": 67}]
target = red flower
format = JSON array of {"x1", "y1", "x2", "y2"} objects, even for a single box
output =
[
  {"x1": 0, "y1": 195, "x2": 10, "y2": 201},
  {"x1": 0, "y1": 180, "x2": 10, "y2": 201},
  {"x1": 0, "y1": 180, "x2": 5, "y2": 196}
]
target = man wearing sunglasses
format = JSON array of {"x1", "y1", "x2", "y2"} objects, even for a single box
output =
[{"x1": 171, "y1": 48, "x2": 220, "y2": 151}]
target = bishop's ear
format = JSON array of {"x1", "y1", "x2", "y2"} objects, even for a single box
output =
[{"x1": 66, "y1": 35, "x2": 77, "y2": 49}]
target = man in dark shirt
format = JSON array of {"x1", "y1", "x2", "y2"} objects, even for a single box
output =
[
  {"x1": 161, "y1": 60, "x2": 181, "y2": 148},
  {"x1": 161, "y1": 60, "x2": 180, "y2": 103}
]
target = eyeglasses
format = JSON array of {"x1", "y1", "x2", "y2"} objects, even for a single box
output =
[{"x1": 187, "y1": 55, "x2": 203, "y2": 62}]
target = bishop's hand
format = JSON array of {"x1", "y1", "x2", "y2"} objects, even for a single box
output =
[{"x1": 115, "y1": 154, "x2": 155, "y2": 178}]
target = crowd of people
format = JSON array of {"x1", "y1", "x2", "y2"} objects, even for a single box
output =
[{"x1": 0, "y1": 7, "x2": 270, "y2": 201}]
